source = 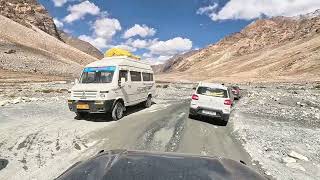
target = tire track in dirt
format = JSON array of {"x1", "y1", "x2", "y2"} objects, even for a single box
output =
[{"x1": 135, "y1": 102, "x2": 189, "y2": 152}]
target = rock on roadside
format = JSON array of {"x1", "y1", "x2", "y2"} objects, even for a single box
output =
[
  {"x1": 288, "y1": 151, "x2": 309, "y2": 161},
  {"x1": 282, "y1": 157, "x2": 297, "y2": 164},
  {"x1": 0, "y1": 100, "x2": 9, "y2": 106}
]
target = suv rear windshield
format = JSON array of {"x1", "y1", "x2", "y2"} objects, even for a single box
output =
[
  {"x1": 197, "y1": 86, "x2": 228, "y2": 98},
  {"x1": 80, "y1": 66, "x2": 115, "y2": 84}
]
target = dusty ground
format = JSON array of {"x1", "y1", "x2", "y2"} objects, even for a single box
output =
[
  {"x1": 0, "y1": 69, "x2": 71, "y2": 83},
  {"x1": 0, "y1": 82, "x2": 260, "y2": 180},
  {"x1": 0, "y1": 82, "x2": 319, "y2": 180},
  {"x1": 231, "y1": 84, "x2": 320, "y2": 180}
]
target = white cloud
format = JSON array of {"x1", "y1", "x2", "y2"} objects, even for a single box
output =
[
  {"x1": 127, "y1": 39, "x2": 148, "y2": 49},
  {"x1": 112, "y1": 44, "x2": 137, "y2": 52},
  {"x1": 148, "y1": 37, "x2": 192, "y2": 56},
  {"x1": 96, "y1": 36, "x2": 191, "y2": 64},
  {"x1": 94, "y1": 18, "x2": 121, "y2": 40},
  {"x1": 196, "y1": 3, "x2": 218, "y2": 15},
  {"x1": 52, "y1": 0, "x2": 68, "y2": 7},
  {"x1": 64, "y1": 1, "x2": 100, "y2": 23},
  {"x1": 53, "y1": 18, "x2": 64, "y2": 29},
  {"x1": 140, "y1": 37, "x2": 192, "y2": 64},
  {"x1": 78, "y1": 17, "x2": 122, "y2": 50},
  {"x1": 142, "y1": 52, "x2": 153, "y2": 58},
  {"x1": 125, "y1": 38, "x2": 158, "y2": 49},
  {"x1": 157, "y1": 55, "x2": 173, "y2": 61},
  {"x1": 79, "y1": 35, "x2": 108, "y2": 49},
  {"x1": 143, "y1": 55, "x2": 173, "y2": 65},
  {"x1": 199, "y1": 0, "x2": 320, "y2": 21},
  {"x1": 123, "y1": 24, "x2": 156, "y2": 39}
]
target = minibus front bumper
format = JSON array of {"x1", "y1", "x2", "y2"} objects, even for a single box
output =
[{"x1": 68, "y1": 100, "x2": 115, "y2": 113}]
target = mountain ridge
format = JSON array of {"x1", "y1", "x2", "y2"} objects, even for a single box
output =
[
  {"x1": 0, "y1": 0, "x2": 103, "y2": 59},
  {"x1": 155, "y1": 10, "x2": 320, "y2": 83},
  {"x1": 0, "y1": 14, "x2": 97, "y2": 81}
]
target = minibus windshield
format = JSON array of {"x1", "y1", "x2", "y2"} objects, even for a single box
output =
[{"x1": 80, "y1": 66, "x2": 116, "y2": 84}]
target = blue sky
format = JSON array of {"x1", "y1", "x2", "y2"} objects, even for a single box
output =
[{"x1": 39, "y1": 0, "x2": 320, "y2": 63}]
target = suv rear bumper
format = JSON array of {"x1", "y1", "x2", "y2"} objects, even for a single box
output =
[
  {"x1": 233, "y1": 94, "x2": 241, "y2": 99},
  {"x1": 68, "y1": 100, "x2": 115, "y2": 113},
  {"x1": 189, "y1": 107, "x2": 229, "y2": 121}
]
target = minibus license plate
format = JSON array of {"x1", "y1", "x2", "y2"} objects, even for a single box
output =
[
  {"x1": 77, "y1": 104, "x2": 89, "y2": 109},
  {"x1": 202, "y1": 110, "x2": 216, "y2": 116}
]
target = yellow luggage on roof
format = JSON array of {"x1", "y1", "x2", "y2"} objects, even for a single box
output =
[{"x1": 104, "y1": 48, "x2": 140, "y2": 60}]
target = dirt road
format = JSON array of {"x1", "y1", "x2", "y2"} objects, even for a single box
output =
[{"x1": 0, "y1": 99, "x2": 254, "y2": 180}]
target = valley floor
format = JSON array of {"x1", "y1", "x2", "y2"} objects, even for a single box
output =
[
  {"x1": 232, "y1": 84, "x2": 320, "y2": 180},
  {"x1": 0, "y1": 82, "x2": 319, "y2": 180},
  {"x1": 0, "y1": 69, "x2": 70, "y2": 83}
]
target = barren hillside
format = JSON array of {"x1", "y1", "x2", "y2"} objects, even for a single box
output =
[
  {"x1": 0, "y1": 0, "x2": 103, "y2": 59},
  {"x1": 152, "y1": 50, "x2": 200, "y2": 73},
  {"x1": 157, "y1": 11, "x2": 320, "y2": 83},
  {"x1": 0, "y1": 15, "x2": 98, "y2": 80}
]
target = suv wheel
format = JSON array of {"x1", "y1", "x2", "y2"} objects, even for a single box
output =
[
  {"x1": 188, "y1": 114, "x2": 195, "y2": 119},
  {"x1": 222, "y1": 115, "x2": 229, "y2": 126},
  {"x1": 112, "y1": 101, "x2": 124, "y2": 120}
]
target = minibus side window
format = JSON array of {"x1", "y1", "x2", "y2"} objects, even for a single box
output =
[
  {"x1": 142, "y1": 73, "x2": 154, "y2": 81},
  {"x1": 119, "y1": 70, "x2": 128, "y2": 82},
  {"x1": 130, "y1": 71, "x2": 142, "y2": 81},
  {"x1": 142, "y1": 73, "x2": 150, "y2": 81}
]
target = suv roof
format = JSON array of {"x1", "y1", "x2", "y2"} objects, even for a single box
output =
[{"x1": 198, "y1": 82, "x2": 228, "y2": 90}]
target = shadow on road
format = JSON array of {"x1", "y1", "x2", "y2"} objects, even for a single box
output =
[
  {"x1": 74, "y1": 103, "x2": 154, "y2": 122},
  {"x1": 189, "y1": 115, "x2": 228, "y2": 127}
]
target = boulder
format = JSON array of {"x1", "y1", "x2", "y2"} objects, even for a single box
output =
[
  {"x1": 11, "y1": 97, "x2": 22, "y2": 104},
  {"x1": 288, "y1": 151, "x2": 309, "y2": 161},
  {"x1": 0, "y1": 100, "x2": 8, "y2": 106},
  {"x1": 282, "y1": 156, "x2": 296, "y2": 163}
]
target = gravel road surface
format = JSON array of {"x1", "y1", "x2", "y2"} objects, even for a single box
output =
[{"x1": 0, "y1": 98, "x2": 255, "y2": 180}]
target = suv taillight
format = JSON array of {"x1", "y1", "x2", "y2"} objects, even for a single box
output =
[
  {"x1": 232, "y1": 89, "x2": 238, "y2": 94},
  {"x1": 224, "y1": 99, "x2": 232, "y2": 105},
  {"x1": 192, "y1": 94, "x2": 199, "y2": 100}
]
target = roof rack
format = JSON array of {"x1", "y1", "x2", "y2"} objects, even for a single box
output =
[{"x1": 104, "y1": 48, "x2": 140, "y2": 60}]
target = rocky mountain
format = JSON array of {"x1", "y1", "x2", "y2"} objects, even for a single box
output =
[
  {"x1": 0, "y1": 14, "x2": 98, "y2": 81},
  {"x1": 152, "y1": 50, "x2": 199, "y2": 73},
  {"x1": 0, "y1": 0, "x2": 62, "y2": 40},
  {"x1": 151, "y1": 64, "x2": 164, "y2": 74},
  {"x1": 0, "y1": 0, "x2": 103, "y2": 59},
  {"x1": 157, "y1": 10, "x2": 320, "y2": 83}
]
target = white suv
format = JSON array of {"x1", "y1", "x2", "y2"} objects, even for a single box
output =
[{"x1": 189, "y1": 83, "x2": 233, "y2": 124}]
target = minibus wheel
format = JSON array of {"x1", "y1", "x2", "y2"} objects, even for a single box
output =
[
  {"x1": 144, "y1": 95, "x2": 152, "y2": 108},
  {"x1": 112, "y1": 101, "x2": 124, "y2": 120},
  {"x1": 76, "y1": 112, "x2": 88, "y2": 119}
]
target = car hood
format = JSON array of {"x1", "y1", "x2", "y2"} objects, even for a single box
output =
[
  {"x1": 71, "y1": 83, "x2": 117, "y2": 92},
  {"x1": 56, "y1": 149, "x2": 267, "y2": 180}
]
